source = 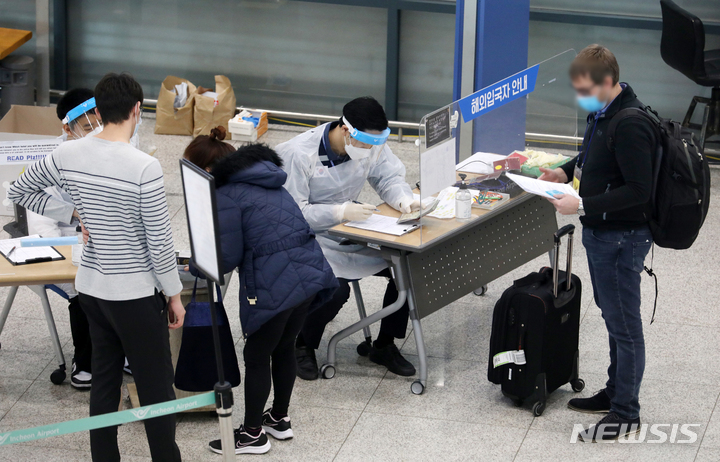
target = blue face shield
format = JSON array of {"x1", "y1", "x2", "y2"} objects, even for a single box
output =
[
  {"x1": 576, "y1": 94, "x2": 606, "y2": 113},
  {"x1": 342, "y1": 116, "x2": 390, "y2": 160},
  {"x1": 62, "y1": 97, "x2": 103, "y2": 139}
]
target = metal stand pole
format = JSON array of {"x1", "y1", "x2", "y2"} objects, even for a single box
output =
[{"x1": 208, "y1": 280, "x2": 235, "y2": 462}]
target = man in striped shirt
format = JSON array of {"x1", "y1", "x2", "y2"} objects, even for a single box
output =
[{"x1": 8, "y1": 73, "x2": 184, "y2": 462}]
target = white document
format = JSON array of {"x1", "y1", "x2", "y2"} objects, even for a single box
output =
[
  {"x1": 0, "y1": 139, "x2": 62, "y2": 165},
  {"x1": 420, "y1": 138, "x2": 457, "y2": 200},
  {"x1": 0, "y1": 139, "x2": 63, "y2": 216},
  {"x1": 456, "y1": 152, "x2": 507, "y2": 174},
  {"x1": 506, "y1": 173, "x2": 580, "y2": 200},
  {"x1": 0, "y1": 234, "x2": 63, "y2": 264},
  {"x1": 344, "y1": 214, "x2": 419, "y2": 236}
]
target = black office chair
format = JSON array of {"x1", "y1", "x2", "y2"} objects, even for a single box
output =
[{"x1": 660, "y1": 0, "x2": 720, "y2": 155}]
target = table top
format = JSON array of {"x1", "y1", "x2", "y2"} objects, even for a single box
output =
[
  {"x1": 0, "y1": 28, "x2": 32, "y2": 60},
  {"x1": 0, "y1": 246, "x2": 77, "y2": 287},
  {"x1": 328, "y1": 186, "x2": 533, "y2": 253}
]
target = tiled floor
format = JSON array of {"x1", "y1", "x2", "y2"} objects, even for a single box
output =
[{"x1": 0, "y1": 117, "x2": 718, "y2": 461}]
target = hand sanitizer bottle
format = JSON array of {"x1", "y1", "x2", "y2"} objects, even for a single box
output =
[{"x1": 455, "y1": 174, "x2": 472, "y2": 221}]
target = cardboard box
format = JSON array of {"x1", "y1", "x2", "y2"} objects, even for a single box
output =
[
  {"x1": 0, "y1": 105, "x2": 63, "y2": 137},
  {"x1": 0, "y1": 105, "x2": 62, "y2": 216}
]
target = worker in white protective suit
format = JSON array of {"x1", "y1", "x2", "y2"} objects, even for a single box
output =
[
  {"x1": 26, "y1": 89, "x2": 134, "y2": 390},
  {"x1": 276, "y1": 97, "x2": 420, "y2": 380}
]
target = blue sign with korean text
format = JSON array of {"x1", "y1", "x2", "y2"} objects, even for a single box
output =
[{"x1": 457, "y1": 64, "x2": 540, "y2": 123}]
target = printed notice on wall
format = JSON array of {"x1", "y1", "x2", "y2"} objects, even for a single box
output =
[
  {"x1": 0, "y1": 139, "x2": 62, "y2": 165},
  {"x1": 424, "y1": 106, "x2": 452, "y2": 149}
]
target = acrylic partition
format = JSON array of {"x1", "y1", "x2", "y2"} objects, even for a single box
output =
[{"x1": 415, "y1": 49, "x2": 578, "y2": 246}]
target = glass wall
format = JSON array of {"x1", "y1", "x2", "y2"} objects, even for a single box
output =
[
  {"x1": 0, "y1": 0, "x2": 718, "y2": 134},
  {"x1": 532, "y1": 0, "x2": 719, "y2": 22},
  {"x1": 397, "y1": 10, "x2": 455, "y2": 123},
  {"x1": 66, "y1": 0, "x2": 387, "y2": 116},
  {"x1": 529, "y1": 20, "x2": 720, "y2": 129}
]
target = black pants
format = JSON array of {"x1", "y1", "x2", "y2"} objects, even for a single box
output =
[
  {"x1": 297, "y1": 268, "x2": 409, "y2": 350},
  {"x1": 243, "y1": 296, "x2": 312, "y2": 428},
  {"x1": 68, "y1": 296, "x2": 92, "y2": 372},
  {"x1": 79, "y1": 291, "x2": 180, "y2": 462}
]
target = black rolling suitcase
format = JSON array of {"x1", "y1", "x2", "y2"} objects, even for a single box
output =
[{"x1": 487, "y1": 224, "x2": 584, "y2": 416}]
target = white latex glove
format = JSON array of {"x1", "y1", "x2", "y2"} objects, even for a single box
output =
[
  {"x1": 397, "y1": 196, "x2": 421, "y2": 214},
  {"x1": 339, "y1": 202, "x2": 375, "y2": 222}
]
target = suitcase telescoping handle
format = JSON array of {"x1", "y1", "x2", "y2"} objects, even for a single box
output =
[{"x1": 552, "y1": 224, "x2": 575, "y2": 298}]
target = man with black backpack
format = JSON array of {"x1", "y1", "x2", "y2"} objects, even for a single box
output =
[{"x1": 539, "y1": 44, "x2": 655, "y2": 442}]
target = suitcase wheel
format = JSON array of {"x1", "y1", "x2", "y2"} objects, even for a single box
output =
[
  {"x1": 570, "y1": 378, "x2": 585, "y2": 392},
  {"x1": 473, "y1": 285, "x2": 488, "y2": 296},
  {"x1": 532, "y1": 401, "x2": 546, "y2": 417}
]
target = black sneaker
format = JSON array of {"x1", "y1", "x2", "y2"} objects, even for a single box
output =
[
  {"x1": 368, "y1": 344, "x2": 416, "y2": 376},
  {"x1": 568, "y1": 389, "x2": 611, "y2": 414},
  {"x1": 262, "y1": 409, "x2": 293, "y2": 440},
  {"x1": 579, "y1": 412, "x2": 641, "y2": 442},
  {"x1": 295, "y1": 347, "x2": 319, "y2": 381},
  {"x1": 208, "y1": 425, "x2": 271, "y2": 455},
  {"x1": 70, "y1": 362, "x2": 92, "y2": 390}
]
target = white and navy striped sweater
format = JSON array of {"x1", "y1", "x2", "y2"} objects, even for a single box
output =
[{"x1": 8, "y1": 136, "x2": 182, "y2": 301}]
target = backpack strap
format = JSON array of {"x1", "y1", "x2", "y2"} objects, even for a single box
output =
[{"x1": 606, "y1": 106, "x2": 661, "y2": 153}]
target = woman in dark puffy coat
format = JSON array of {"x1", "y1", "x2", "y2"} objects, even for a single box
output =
[{"x1": 184, "y1": 127, "x2": 337, "y2": 455}]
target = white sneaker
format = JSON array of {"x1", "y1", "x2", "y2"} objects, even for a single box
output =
[
  {"x1": 123, "y1": 358, "x2": 132, "y2": 375},
  {"x1": 70, "y1": 362, "x2": 92, "y2": 389}
]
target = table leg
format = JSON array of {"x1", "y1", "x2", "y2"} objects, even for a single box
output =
[
  {"x1": 0, "y1": 285, "x2": 19, "y2": 344},
  {"x1": 407, "y1": 287, "x2": 427, "y2": 395},
  {"x1": 351, "y1": 281, "x2": 373, "y2": 355},
  {"x1": 29, "y1": 285, "x2": 66, "y2": 384}
]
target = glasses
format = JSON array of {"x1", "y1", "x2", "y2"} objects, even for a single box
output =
[{"x1": 571, "y1": 83, "x2": 596, "y2": 97}]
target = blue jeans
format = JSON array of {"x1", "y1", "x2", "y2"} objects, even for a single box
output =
[{"x1": 582, "y1": 226, "x2": 653, "y2": 420}]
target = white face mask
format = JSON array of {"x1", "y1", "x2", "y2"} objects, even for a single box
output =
[
  {"x1": 132, "y1": 107, "x2": 142, "y2": 138},
  {"x1": 344, "y1": 134, "x2": 372, "y2": 160},
  {"x1": 88, "y1": 125, "x2": 104, "y2": 137}
]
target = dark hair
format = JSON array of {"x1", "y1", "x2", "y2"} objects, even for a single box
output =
[
  {"x1": 339, "y1": 96, "x2": 388, "y2": 132},
  {"x1": 183, "y1": 126, "x2": 235, "y2": 170},
  {"x1": 569, "y1": 44, "x2": 620, "y2": 86},
  {"x1": 93, "y1": 73, "x2": 144, "y2": 124},
  {"x1": 56, "y1": 88, "x2": 94, "y2": 121}
]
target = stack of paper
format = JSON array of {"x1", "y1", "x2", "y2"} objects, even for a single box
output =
[
  {"x1": 0, "y1": 234, "x2": 63, "y2": 265},
  {"x1": 456, "y1": 152, "x2": 508, "y2": 174},
  {"x1": 505, "y1": 173, "x2": 579, "y2": 200}
]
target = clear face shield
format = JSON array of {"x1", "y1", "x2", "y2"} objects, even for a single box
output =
[
  {"x1": 62, "y1": 97, "x2": 103, "y2": 139},
  {"x1": 342, "y1": 116, "x2": 390, "y2": 161}
]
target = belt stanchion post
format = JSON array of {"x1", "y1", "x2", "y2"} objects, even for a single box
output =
[
  {"x1": 208, "y1": 279, "x2": 235, "y2": 462},
  {"x1": 179, "y1": 158, "x2": 235, "y2": 460}
]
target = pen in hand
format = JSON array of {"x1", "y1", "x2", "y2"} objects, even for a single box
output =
[{"x1": 352, "y1": 200, "x2": 380, "y2": 212}]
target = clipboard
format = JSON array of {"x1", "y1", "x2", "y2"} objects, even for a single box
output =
[
  {"x1": 0, "y1": 235, "x2": 66, "y2": 266},
  {"x1": 344, "y1": 214, "x2": 420, "y2": 236}
]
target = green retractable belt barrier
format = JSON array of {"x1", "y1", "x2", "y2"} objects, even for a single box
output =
[{"x1": 0, "y1": 392, "x2": 215, "y2": 447}]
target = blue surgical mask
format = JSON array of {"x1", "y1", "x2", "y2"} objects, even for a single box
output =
[{"x1": 576, "y1": 95, "x2": 606, "y2": 113}]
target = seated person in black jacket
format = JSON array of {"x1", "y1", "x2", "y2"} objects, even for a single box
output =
[{"x1": 540, "y1": 44, "x2": 655, "y2": 442}]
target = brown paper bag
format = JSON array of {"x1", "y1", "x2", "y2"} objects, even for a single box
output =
[
  {"x1": 155, "y1": 76, "x2": 197, "y2": 135},
  {"x1": 193, "y1": 75, "x2": 236, "y2": 138}
]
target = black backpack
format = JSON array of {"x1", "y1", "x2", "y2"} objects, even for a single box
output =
[{"x1": 607, "y1": 106, "x2": 711, "y2": 250}]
